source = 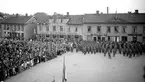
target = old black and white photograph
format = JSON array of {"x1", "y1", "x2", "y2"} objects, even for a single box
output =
[{"x1": 0, "y1": 0, "x2": 145, "y2": 82}]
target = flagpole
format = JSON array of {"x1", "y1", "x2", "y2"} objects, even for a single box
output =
[{"x1": 62, "y1": 55, "x2": 66, "y2": 82}]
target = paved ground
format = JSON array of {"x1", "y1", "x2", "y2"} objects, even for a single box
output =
[{"x1": 4, "y1": 51, "x2": 145, "y2": 82}]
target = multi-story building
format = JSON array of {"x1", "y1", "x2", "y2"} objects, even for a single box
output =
[
  {"x1": 82, "y1": 10, "x2": 145, "y2": 42},
  {"x1": 35, "y1": 12, "x2": 83, "y2": 41},
  {"x1": 1, "y1": 14, "x2": 37, "y2": 40},
  {"x1": 1, "y1": 10, "x2": 142, "y2": 42},
  {"x1": 35, "y1": 10, "x2": 145, "y2": 42},
  {"x1": 67, "y1": 15, "x2": 84, "y2": 41}
]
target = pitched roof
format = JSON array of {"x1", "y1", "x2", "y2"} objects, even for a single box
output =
[
  {"x1": 1, "y1": 16, "x2": 32, "y2": 24},
  {"x1": 34, "y1": 15, "x2": 50, "y2": 23},
  {"x1": 49, "y1": 14, "x2": 70, "y2": 19},
  {"x1": 83, "y1": 13, "x2": 145, "y2": 24},
  {"x1": 0, "y1": 15, "x2": 4, "y2": 23},
  {"x1": 34, "y1": 13, "x2": 70, "y2": 24},
  {"x1": 67, "y1": 15, "x2": 84, "y2": 25}
]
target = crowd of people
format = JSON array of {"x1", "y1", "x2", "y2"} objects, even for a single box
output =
[
  {"x1": 0, "y1": 38, "x2": 67, "y2": 82},
  {"x1": 0, "y1": 37, "x2": 145, "y2": 82}
]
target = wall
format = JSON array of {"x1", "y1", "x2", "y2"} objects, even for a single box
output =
[
  {"x1": 24, "y1": 23, "x2": 37, "y2": 40},
  {"x1": 83, "y1": 24, "x2": 145, "y2": 42},
  {"x1": 37, "y1": 19, "x2": 70, "y2": 35},
  {"x1": 67, "y1": 25, "x2": 83, "y2": 35}
]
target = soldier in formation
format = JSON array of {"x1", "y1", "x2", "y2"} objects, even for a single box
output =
[{"x1": 76, "y1": 40, "x2": 145, "y2": 59}]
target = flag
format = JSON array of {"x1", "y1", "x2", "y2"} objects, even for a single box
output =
[{"x1": 62, "y1": 56, "x2": 67, "y2": 82}]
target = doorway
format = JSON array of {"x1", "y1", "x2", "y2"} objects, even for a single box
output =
[
  {"x1": 93, "y1": 37, "x2": 97, "y2": 41},
  {"x1": 102, "y1": 37, "x2": 105, "y2": 41}
]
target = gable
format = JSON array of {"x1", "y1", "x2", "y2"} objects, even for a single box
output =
[{"x1": 26, "y1": 17, "x2": 37, "y2": 24}]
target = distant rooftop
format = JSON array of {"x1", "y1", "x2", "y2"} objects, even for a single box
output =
[{"x1": 1, "y1": 15, "x2": 32, "y2": 24}]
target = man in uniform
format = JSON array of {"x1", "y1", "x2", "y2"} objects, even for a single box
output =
[{"x1": 107, "y1": 43, "x2": 111, "y2": 59}]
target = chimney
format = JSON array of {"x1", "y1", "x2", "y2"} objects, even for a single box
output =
[
  {"x1": 25, "y1": 13, "x2": 28, "y2": 16},
  {"x1": 128, "y1": 11, "x2": 132, "y2": 14},
  {"x1": 54, "y1": 12, "x2": 57, "y2": 15},
  {"x1": 67, "y1": 12, "x2": 69, "y2": 16},
  {"x1": 16, "y1": 13, "x2": 19, "y2": 17},
  {"x1": 96, "y1": 11, "x2": 99, "y2": 14},
  {"x1": 107, "y1": 7, "x2": 109, "y2": 14},
  {"x1": 135, "y1": 10, "x2": 139, "y2": 14}
]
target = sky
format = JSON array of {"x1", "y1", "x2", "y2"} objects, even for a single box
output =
[{"x1": 0, "y1": 0, "x2": 145, "y2": 15}]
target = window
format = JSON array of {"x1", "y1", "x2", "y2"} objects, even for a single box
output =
[
  {"x1": 75, "y1": 35, "x2": 79, "y2": 38},
  {"x1": 107, "y1": 26, "x2": 111, "y2": 33},
  {"x1": 17, "y1": 33, "x2": 20, "y2": 37},
  {"x1": 7, "y1": 25, "x2": 9, "y2": 30},
  {"x1": 60, "y1": 35, "x2": 64, "y2": 38},
  {"x1": 53, "y1": 19, "x2": 56, "y2": 23},
  {"x1": 108, "y1": 36, "x2": 110, "y2": 41},
  {"x1": 53, "y1": 26, "x2": 56, "y2": 31},
  {"x1": 143, "y1": 36, "x2": 145, "y2": 42},
  {"x1": 132, "y1": 26, "x2": 137, "y2": 33},
  {"x1": 68, "y1": 35, "x2": 71, "y2": 38},
  {"x1": 122, "y1": 26, "x2": 126, "y2": 33},
  {"x1": 68, "y1": 27, "x2": 70, "y2": 32},
  {"x1": 60, "y1": 26, "x2": 63, "y2": 31},
  {"x1": 21, "y1": 33, "x2": 24, "y2": 37},
  {"x1": 46, "y1": 35, "x2": 49, "y2": 37},
  {"x1": 75, "y1": 27, "x2": 78, "y2": 32},
  {"x1": 61, "y1": 19, "x2": 63, "y2": 23},
  {"x1": 53, "y1": 35, "x2": 56, "y2": 38},
  {"x1": 7, "y1": 32, "x2": 10, "y2": 35},
  {"x1": 97, "y1": 26, "x2": 101, "y2": 33},
  {"x1": 122, "y1": 36, "x2": 127, "y2": 41},
  {"x1": 46, "y1": 26, "x2": 49, "y2": 31},
  {"x1": 14, "y1": 26, "x2": 16, "y2": 31},
  {"x1": 87, "y1": 26, "x2": 92, "y2": 32},
  {"x1": 114, "y1": 26, "x2": 119, "y2": 33},
  {"x1": 18, "y1": 25, "x2": 20, "y2": 31},
  {"x1": 143, "y1": 26, "x2": 145, "y2": 34},
  {"x1": 133, "y1": 36, "x2": 137, "y2": 42}
]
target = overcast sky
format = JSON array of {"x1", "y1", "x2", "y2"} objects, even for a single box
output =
[{"x1": 0, "y1": 0, "x2": 145, "y2": 15}]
